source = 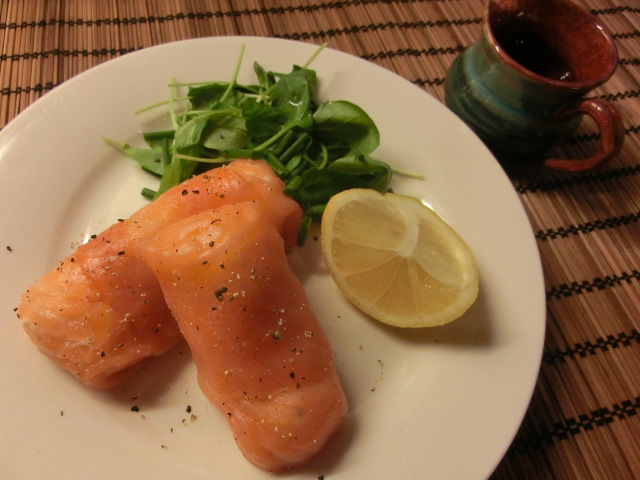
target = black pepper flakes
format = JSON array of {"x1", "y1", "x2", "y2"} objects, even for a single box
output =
[
  {"x1": 181, "y1": 189, "x2": 188, "y2": 196},
  {"x1": 117, "y1": 250, "x2": 125, "y2": 255},
  {"x1": 6, "y1": 245, "x2": 13, "y2": 252},
  {"x1": 131, "y1": 405, "x2": 140, "y2": 412},
  {"x1": 214, "y1": 286, "x2": 228, "y2": 301},
  {"x1": 186, "y1": 405, "x2": 192, "y2": 413}
]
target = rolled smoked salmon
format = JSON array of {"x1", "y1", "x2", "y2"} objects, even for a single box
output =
[
  {"x1": 17, "y1": 160, "x2": 302, "y2": 389},
  {"x1": 139, "y1": 202, "x2": 347, "y2": 471}
]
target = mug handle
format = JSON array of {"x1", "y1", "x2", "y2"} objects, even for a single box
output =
[{"x1": 543, "y1": 99, "x2": 624, "y2": 172}]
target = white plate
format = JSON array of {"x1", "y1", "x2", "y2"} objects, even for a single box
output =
[{"x1": 0, "y1": 37, "x2": 545, "y2": 480}]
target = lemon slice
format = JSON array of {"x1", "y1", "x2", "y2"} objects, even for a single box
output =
[{"x1": 320, "y1": 188, "x2": 478, "y2": 327}]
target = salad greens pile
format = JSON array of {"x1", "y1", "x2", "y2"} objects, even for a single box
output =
[{"x1": 105, "y1": 44, "x2": 395, "y2": 245}]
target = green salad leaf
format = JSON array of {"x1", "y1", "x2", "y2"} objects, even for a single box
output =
[{"x1": 105, "y1": 43, "x2": 395, "y2": 245}]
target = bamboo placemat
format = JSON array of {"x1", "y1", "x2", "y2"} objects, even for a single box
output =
[{"x1": 1, "y1": 1, "x2": 638, "y2": 479}]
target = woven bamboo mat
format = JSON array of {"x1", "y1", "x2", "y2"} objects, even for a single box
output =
[{"x1": 1, "y1": 1, "x2": 638, "y2": 479}]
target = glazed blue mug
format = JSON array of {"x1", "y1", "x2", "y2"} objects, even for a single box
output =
[{"x1": 444, "y1": 0, "x2": 624, "y2": 172}]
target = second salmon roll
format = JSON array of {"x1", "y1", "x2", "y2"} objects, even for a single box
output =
[{"x1": 139, "y1": 202, "x2": 347, "y2": 471}]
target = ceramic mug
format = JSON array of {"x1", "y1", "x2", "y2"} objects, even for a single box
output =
[{"x1": 444, "y1": 0, "x2": 624, "y2": 172}]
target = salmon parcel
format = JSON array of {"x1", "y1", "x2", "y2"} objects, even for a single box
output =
[{"x1": 16, "y1": 159, "x2": 347, "y2": 471}]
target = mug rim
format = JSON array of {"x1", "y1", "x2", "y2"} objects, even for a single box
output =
[{"x1": 484, "y1": 0, "x2": 619, "y2": 90}]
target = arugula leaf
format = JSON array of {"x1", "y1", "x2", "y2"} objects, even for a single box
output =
[
  {"x1": 187, "y1": 83, "x2": 229, "y2": 110},
  {"x1": 202, "y1": 115, "x2": 248, "y2": 151},
  {"x1": 270, "y1": 65, "x2": 316, "y2": 127},
  {"x1": 106, "y1": 43, "x2": 397, "y2": 245},
  {"x1": 156, "y1": 156, "x2": 195, "y2": 197},
  {"x1": 313, "y1": 100, "x2": 379, "y2": 155},
  {"x1": 242, "y1": 99, "x2": 285, "y2": 143},
  {"x1": 253, "y1": 61, "x2": 276, "y2": 91},
  {"x1": 102, "y1": 137, "x2": 164, "y2": 175}
]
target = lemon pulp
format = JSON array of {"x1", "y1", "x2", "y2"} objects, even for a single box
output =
[{"x1": 320, "y1": 188, "x2": 478, "y2": 328}]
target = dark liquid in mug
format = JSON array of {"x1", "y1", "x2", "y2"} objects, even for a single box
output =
[{"x1": 492, "y1": 14, "x2": 576, "y2": 82}]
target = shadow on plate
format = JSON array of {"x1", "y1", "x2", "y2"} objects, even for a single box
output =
[
  {"x1": 357, "y1": 276, "x2": 494, "y2": 350},
  {"x1": 281, "y1": 413, "x2": 358, "y2": 478},
  {"x1": 100, "y1": 339, "x2": 193, "y2": 407}
]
